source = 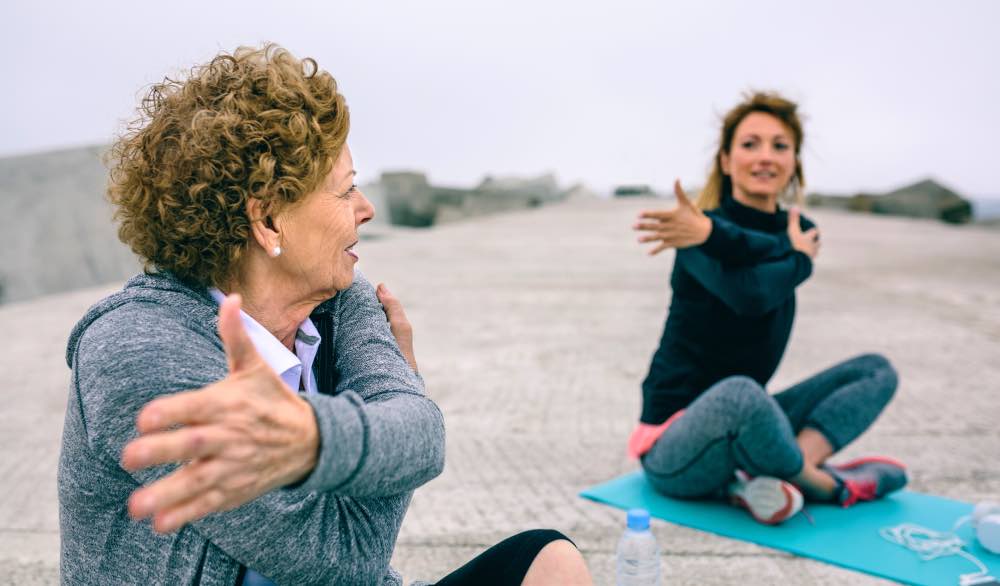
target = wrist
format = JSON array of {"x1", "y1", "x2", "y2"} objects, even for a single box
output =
[
  {"x1": 698, "y1": 215, "x2": 712, "y2": 245},
  {"x1": 289, "y1": 398, "x2": 320, "y2": 484}
]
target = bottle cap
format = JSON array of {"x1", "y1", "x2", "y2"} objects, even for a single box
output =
[
  {"x1": 627, "y1": 508, "x2": 650, "y2": 531},
  {"x1": 977, "y1": 514, "x2": 1000, "y2": 555}
]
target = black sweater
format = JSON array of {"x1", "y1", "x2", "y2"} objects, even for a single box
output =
[{"x1": 639, "y1": 193, "x2": 816, "y2": 424}]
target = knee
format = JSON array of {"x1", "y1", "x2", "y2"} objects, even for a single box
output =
[
  {"x1": 857, "y1": 353, "x2": 899, "y2": 400},
  {"x1": 713, "y1": 376, "x2": 771, "y2": 414},
  {"x1": 521, "y1": 535, "x2": 592, "y2": 586}
]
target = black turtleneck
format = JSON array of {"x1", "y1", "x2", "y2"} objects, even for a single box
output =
[{"x1": 639, "y1": 194, "x2": 816, "y2": 424}]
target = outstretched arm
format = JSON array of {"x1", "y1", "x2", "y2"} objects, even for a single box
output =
[
  {"x1": 120, "y1": 277, "x2": 444, "y2": 527},
  {"x1": 73, "y1": 305, "x2": 408, "y2": 584},
  {"x1": 676, "y1": 209, "x2": 819, "y2": 316},
  {"x1": 677, "y1": 247, "x2": 812, "y2": 316},
  {"x1": 698, "y1": 214, "x2": 792, "y2": 265},
  {"x1": 635, "y1": 180, "x2": 816, "y2": 265}
]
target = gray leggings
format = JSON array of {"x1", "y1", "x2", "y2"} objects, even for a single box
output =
[{"x1": 641, "y1": 354, "x2": 898, "y2": 498}]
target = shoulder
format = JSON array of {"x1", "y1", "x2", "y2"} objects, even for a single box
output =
[
  {"x1": 81, "y1": 300, "x2": 218, "y2": 350},
  {"x1": 339, "y1": 271, "x2": 377, "y2": 302},
  {"x1": 74, "y1": 300, "x2": 224, "y2": 385}
]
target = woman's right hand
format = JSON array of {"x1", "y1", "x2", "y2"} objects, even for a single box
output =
[
  {"x1": 121, "y1": 294, "x2": 320, "y2": 533},
  {"x1": 787, "y1": 207, "x2": 821, "y2": 259},
  {"x1": 634, "y1": 179, "x2": 713, "y2": 255}
]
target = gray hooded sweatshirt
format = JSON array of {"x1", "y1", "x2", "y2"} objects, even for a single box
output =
[{"x1": 58, "y1": 272, "x2": 445, "y2": 585}]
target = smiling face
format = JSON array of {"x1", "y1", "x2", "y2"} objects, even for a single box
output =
[
  {"x1": 274, "y1": 145, "x2": 374, "y2": 296},
  {"x1": 720, "y1": 111, "x2": 797, "y2": 210}
]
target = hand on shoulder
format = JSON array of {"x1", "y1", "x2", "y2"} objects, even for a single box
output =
[{"x1": 787, "y1": 207, "x2": 820, "y2": 259}]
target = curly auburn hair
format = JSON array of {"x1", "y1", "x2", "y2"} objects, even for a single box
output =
[{"x1": 108, "y1": 43, "x2": 350, "y2": 287}]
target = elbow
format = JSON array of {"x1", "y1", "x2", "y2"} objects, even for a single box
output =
[{"x1": 424, "y1": 403, "x2": 447, "y2": 481}]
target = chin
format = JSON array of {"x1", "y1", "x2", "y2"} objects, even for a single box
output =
[
  {"x1": 740, "y1": 188, "x2": 778, "y2": 201},
  {"x1": 332, "y1": 273, "x2": 355, "y2": 292}
]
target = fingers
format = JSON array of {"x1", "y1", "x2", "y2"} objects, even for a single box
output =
[
  {"x1": 217, "y1": 294, "x2": 259, "y2": 373},
  {"x1": 637, "y1": 209, "x2": 675, "y2": 221},
  {"x1": 803, "y1": 227, "x2": 820, "y2": 241},
  {"x1": 647, "y1": 242, "x2": 672, "y2": 256},
  {"x1": 151, "y1": 489, "x2": 229, "y2": 534},
  {"x1": 122, "y1": 425, "x2": 227, "y2": 471},
  {"x1": 376, "y1": 283, "x2": 404, "y2": 316},
  {"x1": 787, "y1": 207, "x2": 801, "y2": 235},
  {"x1": 377, "y1": 283, "x2": 412, "y2": 328},
  {"x1": 674, "y1": 179, "x2": 693, "y2": 208},
  {"x1": 135, "y1": 383, "x2": 227, "y2": 433},
  {"x1": 128, "y1": 458, "x2": 227, "y2": 525},
  {"x1": 633, "y1": 221, "x2": 669, "y2": 232}
]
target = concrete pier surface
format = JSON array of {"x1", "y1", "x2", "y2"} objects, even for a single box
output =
[{"x1": 2, "y1": 197, "x2": 998, "y2": 584}]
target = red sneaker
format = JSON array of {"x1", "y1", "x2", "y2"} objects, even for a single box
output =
[
  {"x1": 727, "y1": 470, "x2": 804, "y2": 525},
  {"x1": 823, "y1": 456, "x2": 908, "y2": 507}
]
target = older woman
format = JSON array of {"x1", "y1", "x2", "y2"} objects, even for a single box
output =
[
  {"x1": 629, "y1": 92, "x2": 906, "y2": 525},
  {"x1": 58, "y1": 45, "x2": 590, "y2": 585}
]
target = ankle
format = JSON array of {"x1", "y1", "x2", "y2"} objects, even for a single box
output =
[{"x1": 793, "y1": 464, "x2": 839, "y2": 501}]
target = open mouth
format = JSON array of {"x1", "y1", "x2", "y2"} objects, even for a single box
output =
[{"x1": 751, "y1": 170, "x2": 778, "y2": 180}]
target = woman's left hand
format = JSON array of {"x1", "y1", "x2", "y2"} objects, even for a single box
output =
[
  {"x1": 120, "y1": 294, "x2": 319, "y2": 533},
  {"x1": 377, "y1": 283, "x2": 418, "y2": 373},
  {"x1": 634, "y1": 179, "x2": 712, "y2": 255}
]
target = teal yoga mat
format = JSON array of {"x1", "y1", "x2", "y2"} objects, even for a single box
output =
[{"x1": 581, "y1": 471, "x2": 1000, "y2": 586}]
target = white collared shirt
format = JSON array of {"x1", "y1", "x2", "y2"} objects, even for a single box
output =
[{"x1": 208, "y1": 289, "x2": 322, "y2": 395}]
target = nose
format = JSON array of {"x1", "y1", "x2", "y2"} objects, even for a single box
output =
[{"x1": 354, "y1": 187, "x2": 375, "y2": 225}]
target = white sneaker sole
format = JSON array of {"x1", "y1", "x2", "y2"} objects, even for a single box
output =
[{"x1": 729, "y1": 475, "x2": 804, "y2": 525}]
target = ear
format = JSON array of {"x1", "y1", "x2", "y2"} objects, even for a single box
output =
[
  {"x1": 720, "y1": 151, "x2": 731, "y2": 176},
  {"x1": 246, "y1": 197, "x2": 281, "y2": 257}
]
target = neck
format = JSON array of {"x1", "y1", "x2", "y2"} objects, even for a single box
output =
[
  {"x1": 732, "y1": 188, "x2": 778, "y2": 214},
  {"x1": 222, "y1": 252, "x2": 331, "y2": 350}
]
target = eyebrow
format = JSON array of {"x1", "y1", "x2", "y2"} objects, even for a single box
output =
[{"x1": 739, "y1": 133, "x2": 790, "y2": 141}]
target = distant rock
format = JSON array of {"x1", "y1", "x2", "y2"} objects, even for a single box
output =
[
  {"x1": 1, "y1": 144, "x2": 580, "y2": 303},
  {"x1": 382, "y1": 171, "x2": 567, "y2": 228},
  {"x1": 561, "y1": 183, "x2": 601, "y2": 201},
  {"x1": 0, "y1": 145, "x2": 140, "y2": 304},
  {"x1": 808, "y1": 178, "x2": 973, "y2": 225},
  {"x1": 381, "y1": 172, "x2": 437, "y2": 227},
  {"x1": 613, "y1": 185, "x2": 655, "y2": 198},
  {"x1": 872, "y1": 179, "x2": 972, "y2": 224}
]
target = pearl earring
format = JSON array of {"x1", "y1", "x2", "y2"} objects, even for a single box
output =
[{"x1": 272, "y1": 245, "x2": 282, "y2": 257}]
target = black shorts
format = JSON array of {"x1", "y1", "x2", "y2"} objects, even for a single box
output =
[{"x1": 434, "y1": 529, "x2": 573, "y2": 586}]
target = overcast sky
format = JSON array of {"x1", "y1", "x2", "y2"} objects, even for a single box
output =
[{"x1": 3, "y1": 0, "x2": 998, "y2": 197}]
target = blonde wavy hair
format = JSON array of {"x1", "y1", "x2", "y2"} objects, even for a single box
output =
[
  {"x1": 108, "y1": 43, "x2": 350, "y2": 287},
  {"x1": 696, "y1": 92, "x2": 805, "y2": 211}
]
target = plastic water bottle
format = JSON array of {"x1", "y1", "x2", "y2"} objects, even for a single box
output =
[{"x1": 616, "y1": 508, "x2": 661, "y2": 586}]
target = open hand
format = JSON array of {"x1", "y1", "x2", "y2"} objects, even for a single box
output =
[
  {"x1": 787, "y1": 207, "x2": 821, "y2": 259},
  {"x1": 121, "y1": 294, "x2": 319, "y2": 533},
  {"x1": 634, "y1": 179, "x2": 713, "y2": 256},
  {"x1": 377, "y1": 283, "x2": 418, "y2": 373}
]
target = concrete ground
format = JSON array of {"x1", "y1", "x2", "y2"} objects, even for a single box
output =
[{"x1": 2, "y1": 197, "x2": 998, "y2": 585}]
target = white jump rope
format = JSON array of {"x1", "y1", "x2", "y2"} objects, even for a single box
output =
[{"x1": 881, "y1": 501, "x2": 1000, "y2": 586}]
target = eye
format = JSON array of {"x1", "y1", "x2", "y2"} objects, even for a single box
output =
[
  {"x1": 741, "y1": 140, "x2": 757, "y2": 149},
  {"x1": 338, "y1": 184, "x2": 358, "y2": 200},
  {"x1": 774, "y1": 142, "x2": 790, "y2": 151}
]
